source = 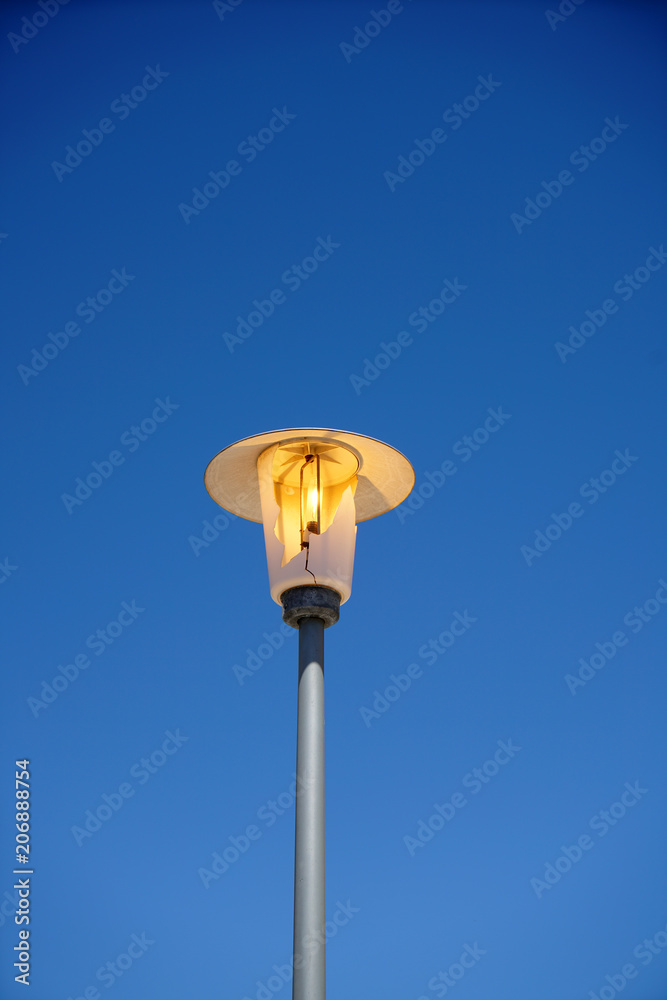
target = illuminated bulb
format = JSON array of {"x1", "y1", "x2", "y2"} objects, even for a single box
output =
[
  {"x1": 301, "y1": 454, "x2": 321, "y2": 541},
  {"x1": 307, "y1": 486, "x2": 319, "y2": 531}
]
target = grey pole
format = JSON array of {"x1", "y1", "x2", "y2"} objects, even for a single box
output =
[
  {"x1": 293, "y1": 615, "x2": 326, "y2": 1000},
  {"x1": 281, "y1": 586, "x2": 340, "y2": 1000}
]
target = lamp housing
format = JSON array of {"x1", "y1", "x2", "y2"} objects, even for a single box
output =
[{"x1": 205, "y1": 427, "x2": 414, "y2": 607}]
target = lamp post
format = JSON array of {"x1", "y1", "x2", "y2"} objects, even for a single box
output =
[{"x1": 205, "y1": 428, "x2": 414, "y2": 1000}]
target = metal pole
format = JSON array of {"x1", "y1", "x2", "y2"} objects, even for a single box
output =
[
  {"x1": 293, "y1": 614, "x2": 326, "y2": 1000},
  {"x1": 282, "y1": 585, "x2": 339, "y2": 1000}
]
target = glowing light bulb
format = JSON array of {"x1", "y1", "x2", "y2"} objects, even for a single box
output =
[
  {"x1": 301, "y1": 453, "x2": 321, "y2": 541},
  {"x1": 307, "y1": 486, "x2": 319, "y2": 525}
]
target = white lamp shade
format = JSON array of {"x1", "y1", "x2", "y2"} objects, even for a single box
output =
[{"x1": 204, "y1": 427, "x2": 415, "y2": 608}]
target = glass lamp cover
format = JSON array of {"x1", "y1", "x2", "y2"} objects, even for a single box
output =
[{"x1": 257, "y1": 441, "x2": 359, "y2": 605}]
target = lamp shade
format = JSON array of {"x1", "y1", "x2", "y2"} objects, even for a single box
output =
[{"x1": 205, "y1": 428, "x2": 414, "y2": 605}]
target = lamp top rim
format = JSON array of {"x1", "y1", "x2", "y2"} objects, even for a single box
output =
[{"x1": 204, "y1": 426, "x2": 415, "y2": 523}]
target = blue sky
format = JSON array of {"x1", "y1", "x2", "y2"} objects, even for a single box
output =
[{"x1": 2, "y1": 0, "x2": 666, "y2": 997}]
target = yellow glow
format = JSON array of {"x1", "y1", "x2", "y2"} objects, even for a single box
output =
[
  {"x1": 300, "y1": 454, "x2": 321, "y2": 541},
  {"x1": 266, "y1": 441, "x2": 359, "y2": 566},
  {"x1": 307, "y1": 485, "x2": 318, "y2": 523}
]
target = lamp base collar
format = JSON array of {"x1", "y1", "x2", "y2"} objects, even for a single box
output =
[{"x1": 281, "y1": 586, "x2": 341, "y2": 629}]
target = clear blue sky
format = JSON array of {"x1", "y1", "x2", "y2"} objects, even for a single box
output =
[{"x1": 2, "y1": 1, "x2": 666, "y2": 997}]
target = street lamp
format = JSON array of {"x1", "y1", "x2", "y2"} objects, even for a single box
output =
[{"x1": 205, "y1": 428, "x2": 414, "y2": 1000}]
